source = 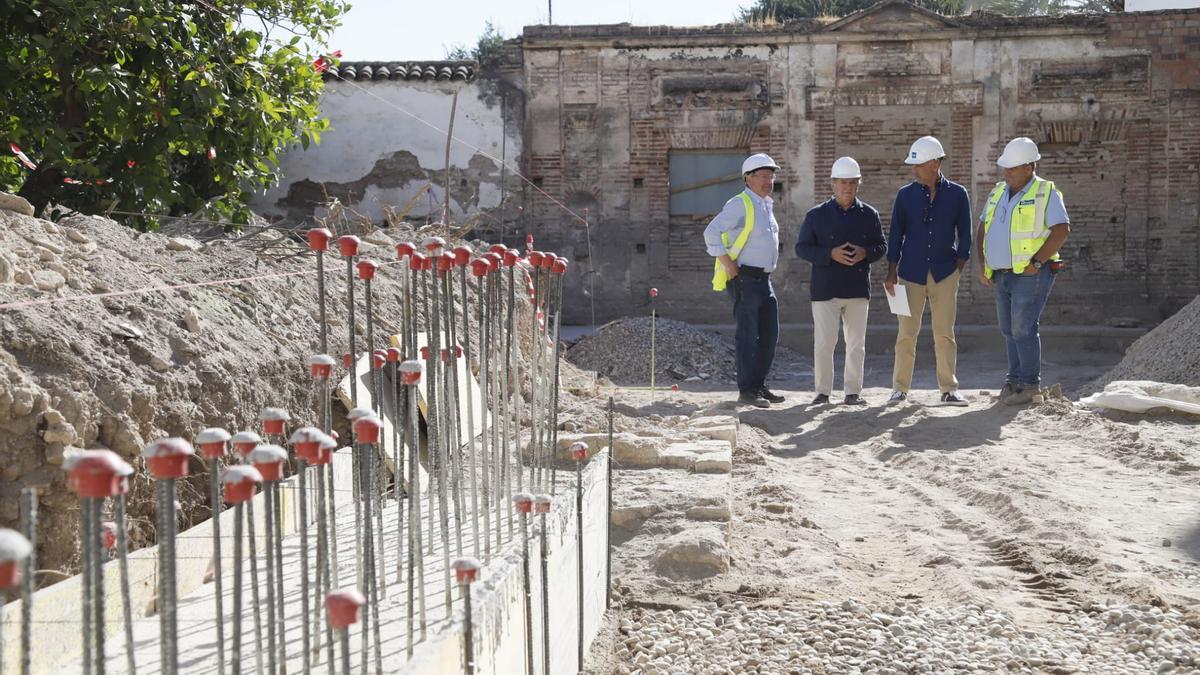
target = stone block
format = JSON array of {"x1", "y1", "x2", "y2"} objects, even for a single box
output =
[{"x1": 694, "y1": 450, "x2": 732, "y2": 474}]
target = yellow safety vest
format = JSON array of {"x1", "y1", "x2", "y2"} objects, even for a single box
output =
[
  {"x1": 711, "y1": 192, "x2": 755, "y2": 291},
  {"x1": 981, "y1": 177, "x2": 1062, "y2": 279}
]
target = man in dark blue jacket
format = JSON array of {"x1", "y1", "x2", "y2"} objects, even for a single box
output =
[
  {"x1": 883, "y1": 136, "x2": 972, "y2": 406},
  {"x1": 795, "y1": 157, "x2": 887, "y2": 406}
]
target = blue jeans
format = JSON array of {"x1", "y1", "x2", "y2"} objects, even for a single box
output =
[
  {"x1": 726, "y1": 275, "x2": 778, "y2": 393},
  {"x1": 993, "y1": 266, "x2": 1055, "y2": 389}
]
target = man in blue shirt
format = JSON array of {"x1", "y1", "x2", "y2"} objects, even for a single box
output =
[
  {"x1": 795, "y1": 157, "x2": 887, "y2": 406},
  {"x1": 976, "y1": 137, "x2": 1071, "y2": 406},
  {"x1": 703, "y1": 153, "x2": 783, "y2": 408},
  {"x1": 884, "y1": 136, "x2": 972, "y2": 406}
]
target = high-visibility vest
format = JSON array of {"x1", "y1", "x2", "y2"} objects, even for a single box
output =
[
  {"x1": 981, "y1": 177, "x2": 1062, "y2": 279},
  {"x1": 711, "y1": 192, "x2": 755, "y2": 291}
]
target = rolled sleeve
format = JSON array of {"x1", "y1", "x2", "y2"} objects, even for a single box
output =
[
  {"x1": 1047, "y1": 188, "x2": 1070, "y2": 227},
  {"x1": 703, "y1": 198, "x2": 744, "y2": 257}
]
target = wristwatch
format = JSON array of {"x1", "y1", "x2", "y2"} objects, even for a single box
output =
[{"x1": 1030, "y1": 259, "x2": 1043, "y2": 270}]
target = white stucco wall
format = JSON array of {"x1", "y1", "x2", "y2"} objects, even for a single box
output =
[{"x1": 254, "y1": 77, "x2": 520, "y2": 225}]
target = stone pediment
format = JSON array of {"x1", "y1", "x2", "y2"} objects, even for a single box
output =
[{"x1": 824, "y1": 0, "x2": 962, "y2": 33}]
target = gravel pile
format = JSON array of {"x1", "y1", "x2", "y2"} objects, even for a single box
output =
[
  {"x1": 614, "y1": 600, "x2": 1198, "y2": 674},
  {"x1": 1091, "y1": 294, "x2": 1200, "y2": 391},
  {"x1": 567, "y1": 317, "x2": 738, "y2": 385}
]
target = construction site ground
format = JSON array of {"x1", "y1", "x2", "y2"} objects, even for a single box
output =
[{"x1": 572, "y1": 338, "x2": 1200, "y2": 673}]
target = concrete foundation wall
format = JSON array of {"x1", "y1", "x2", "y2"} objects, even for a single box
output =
[
  {"x1": 400, "y1": 450, "x2": 611, "y2": 675},
  {"x1": 0, "y1": 448, "x2": 357, "y2": 674}
]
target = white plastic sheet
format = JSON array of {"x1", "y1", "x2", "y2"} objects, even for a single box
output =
[{"x1": 1078, "y1": 380, "x2": 1200, "y2": 415}]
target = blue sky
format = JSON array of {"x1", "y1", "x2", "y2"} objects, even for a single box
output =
[{"x1": 326, "y1": 0, "x2": 750, "y2": 61}]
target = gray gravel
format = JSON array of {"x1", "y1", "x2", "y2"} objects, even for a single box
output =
[{"x1": 614, "y1": 600, "x2": 1198, "y2": 674}]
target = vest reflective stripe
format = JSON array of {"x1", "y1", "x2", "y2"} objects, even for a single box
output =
[
  {"x1": 981, "y1": 177, "x2": 1061, "y2": 279},
  {"x1": 711, "y1": 192, "x2": 756, "y2": 291}
]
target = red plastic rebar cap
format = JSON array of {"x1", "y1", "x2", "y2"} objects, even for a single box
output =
[
  {"x1": 342, "y1": 352, "x2": 354, "y2": 369},
  {"x1": 650, "y1": 288, "x2": 658, "y2": 298},
  {"x1": 353, "y1": 415, "x2": 383, "y2": 445},
  {"x1": 0, "y1": 530, "x2": 33, "y2": 575},
  {"x1": 143, "y1": 437, "x2": 196, "y2": 480},
  {"x1": 439, "y1": 348, "x2": 450, "y2": 362},
  {"x1": 527, "y1": 251, "x2": 545, "y2": 267},
  {"x1": 326, "y1": 589, "x2": 366, "y2": 629},
  {"x1": 452, "y1": 557, "x2": 481, "y2": 585},
  {"x1": 570, "y1": 441, "x2": 589, "y2": 461},
  {"x1": 672, "y1": 384, "x2": 680, "y2": 392},
  {"x1": 540, "y1": 253, "x2": 556, "y2": 270},
  {"x1": 66, "y1": 450, "x2": 128, "y2": 499},
  {"x1": 534, "y1": 494, "x2": 552, "y2": 514},
  {"x1": 307, "y1": 228, "x2": 332, "y2": 252},
  {"x1": 420, "y1": 346, "x2": 431, "y2": 360},
  {"x1": 399, "y1": 360, "x2": 422, "y2": 385},
  {"x1": 357, "y1": 259, "x2": 379, "y2": 281},
  {"x1": 249, "y1": 444, "x2": 289, "y2": 481},
  {"x1": 222, "y1": 466, "x2": 263, "y2": 504},
  {"x1": 290, "y1": 427, "x2": 323, "y2": 463},
  {"x1": 484, "y1": 252, "x2": 501, "y2": 271},
  {"x1": 372, "y1": 351, "x2": 386, "y2": 370},
  {"x1": 196, "y1": 427, "x2": 231, "y2": 460},
  {"x1": 261, "y1": 407, "x2": 290, "y2": 436},
  {"x1": 421, "y1": 256, "x2": 435, "y2": 272},
  {"x1": 503, "y1": 249, "x2": 520, "y2": 267},
  {"x1": 437, "y1": 253, "x2": 454, "y2": 274},
  {"x1": 101, "y1": 522, "x2": 118, "y2": 550},
  {"x1": 386, "y1": 347, "x2": 402, "y2": 362},
  {"x1": 337, "y1": 235, "x2": 360, "y2": 258},
  {"x1": 230, "y1": 431, "x2": 262, "y2": 459},
  {"x1": 512, "y1": 492, "x2": 533, "y2": 514},
  {"x1": 470, "y1": 259, "x2": 490, "y2": 277},
  {"x1": 454, "y1": 345, "x2": 463, "y2": 358},
  {"x1": 453, "y1": 245, "x2": 472, "y2": 265},
  {"x1": 309, "y1": 354, "x2": 335, "y2": 379},
  {"x1": 526, "y1": 233, "x2": 534, "y2": 247},
  {"x1": 552, "y1": 259, "x2": 568, "y2": 275},
  {"x1": 409, "y1": 252, "x2": 426, "y2": 271},
  {"x1": 421, "y1": 236, "x2": 446, "y2": 253},
  {"x1": 395, "y1": 241, "x2": 416, "y2": 259}
]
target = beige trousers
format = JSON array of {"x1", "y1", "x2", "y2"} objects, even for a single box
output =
[
  {"x1": 892, "y1": 270, "x2": 960, "y2": 393},
  {"x1": 812, "y1": 298, "x2": 869, "y2": 396}
]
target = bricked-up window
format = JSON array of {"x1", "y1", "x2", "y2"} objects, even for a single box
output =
[{"x1": 668, "y1": 150, "x2": 747, "y2": 215}]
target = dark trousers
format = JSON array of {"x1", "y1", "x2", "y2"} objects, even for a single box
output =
[{"x1": 726, "y1": 274, "x2": 778, "y2": 394}]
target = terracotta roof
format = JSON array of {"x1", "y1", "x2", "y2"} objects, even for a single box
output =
[{"x1": 323, "y1": 61, "x2": 476, "y2": 83}]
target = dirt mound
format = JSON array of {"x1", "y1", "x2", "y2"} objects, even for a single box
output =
[
  {"x1": 0, "y1": 208, "x2": 548, "y2": 580},
  {"x1": 1090, "y1": 294, "x2": 1200, "y2": 392}
]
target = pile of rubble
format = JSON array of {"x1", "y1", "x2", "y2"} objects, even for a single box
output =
[{"x1": 566, "y1": 317, "x2": 741, "y2": 385}]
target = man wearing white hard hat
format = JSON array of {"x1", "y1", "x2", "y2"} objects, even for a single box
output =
[
  {"x1": 795, "y1": 157, "x2": 886, "y2": 405},
  {"x1": 704, "y1": 152, "x2": 784, "y2": 408},
  {"x1": 884, "y1": 136, "x2": 973, "y2": 406},
  {"x1": 976, "y1": 137, "x2": 1070, "y2": 406}
]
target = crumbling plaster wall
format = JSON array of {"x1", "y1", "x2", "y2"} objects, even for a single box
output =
[
  {"x1": 254, "y1": 76, "x2": 523, "y2": 228},
  {"x1": 520, "y1": 6, "x2": 1200, "y2": 329}
]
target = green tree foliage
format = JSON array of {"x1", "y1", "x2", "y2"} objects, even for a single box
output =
[
  {"x1": 446, "y1": 21, "x2": 507, "y2": 67},
  {"x1": 1, "y1": 0, "x2": 349, "y2": 226}
]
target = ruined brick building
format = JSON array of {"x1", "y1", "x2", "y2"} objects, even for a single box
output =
[{"x1": 256, "y1": 0, "x2": 1200, "y2": 332}]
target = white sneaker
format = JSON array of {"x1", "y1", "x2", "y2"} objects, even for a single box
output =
[
  {"x1": 887, "y1": 390, "x2": 908, "y2": 404},
  {"x1": 940, "y1": 391, "x2": 969, "y2": 406}
]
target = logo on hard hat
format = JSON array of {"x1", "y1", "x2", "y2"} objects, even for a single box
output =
[{"x1": 911, "y1": 152, "x2": 917, "y2": 158}]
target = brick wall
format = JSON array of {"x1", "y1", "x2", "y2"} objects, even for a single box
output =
[{"x1": 520, "y1": 6, "x2": 1200, "y2": 327}]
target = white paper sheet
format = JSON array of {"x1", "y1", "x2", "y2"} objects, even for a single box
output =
[{"x1": 887, "y1": 284, "x2": 911, "y2": 316}]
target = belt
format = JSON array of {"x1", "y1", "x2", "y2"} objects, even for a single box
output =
[
  {"x1": 738, "y1": 265, "x2": 770, "y2": 279},
  {"x1": 993, "y1": 268, "x2": 1013, "y2": 274}
]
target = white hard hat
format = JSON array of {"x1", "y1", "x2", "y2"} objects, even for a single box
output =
[
  {"x1": 904, "y1": 136, "x2": 945, "y2": 165},
  {"x1": 997, "y1": 137, "x2": 1041, "y2": 169},
  {"x1": 831, "y1": 157, "x2": 861, "y2": 179},
  {"x1": 742, "y1": 153, "x2": 780, "y2": 175}
]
